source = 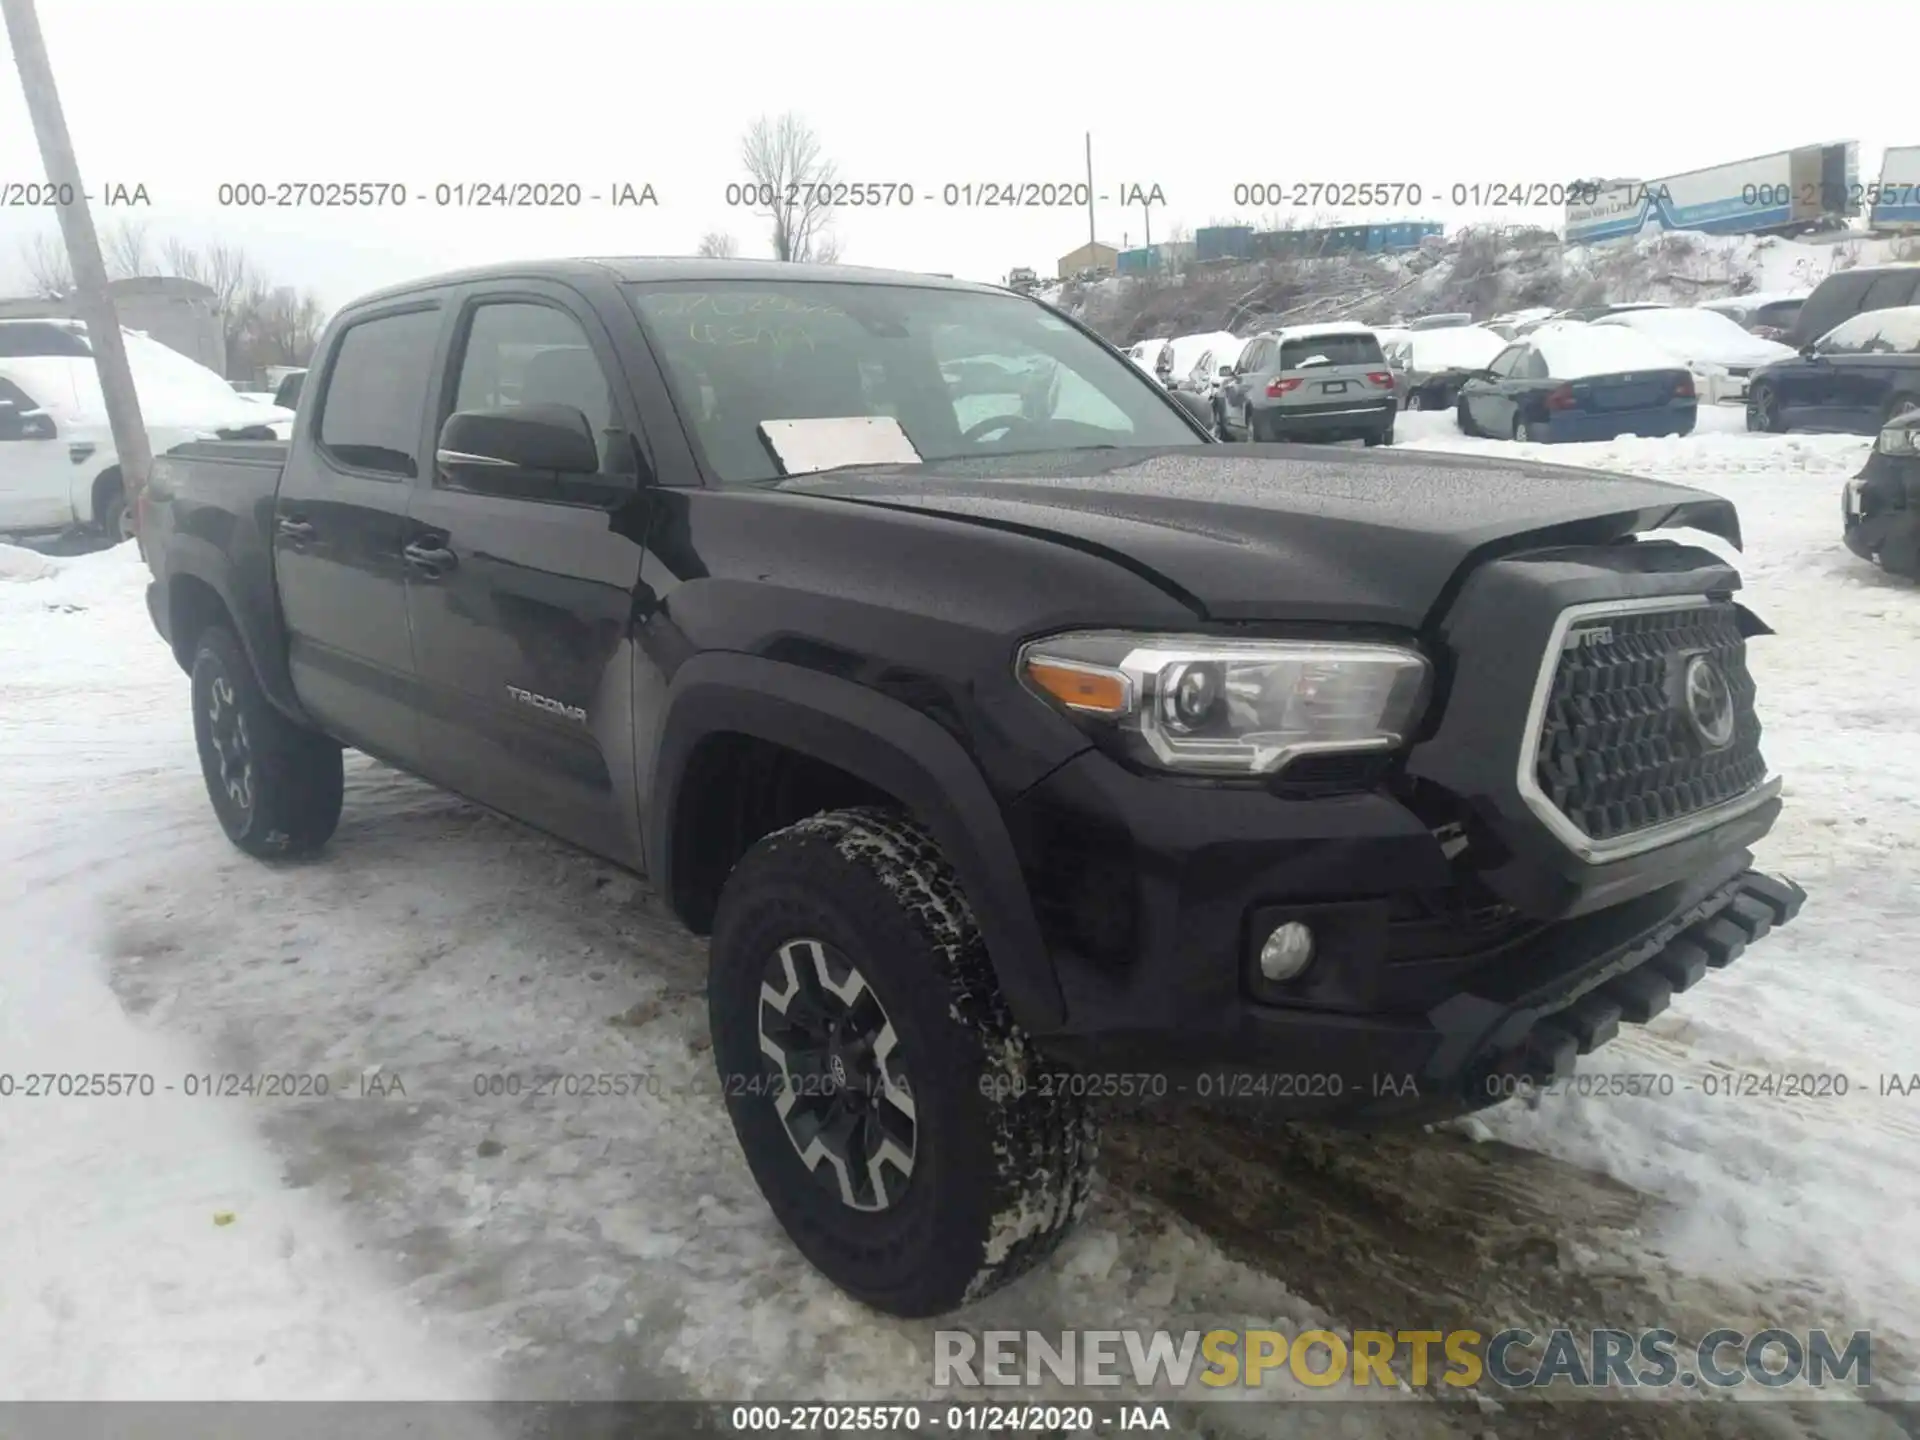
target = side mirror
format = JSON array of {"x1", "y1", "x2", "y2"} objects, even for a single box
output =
[
  {"x1": 1169, "y1": 388, "x2": 1213, "y2": 429},
  {"x1": 1799, "y1": 345, "x2": 1819, "y2": 360},
  {"x1": 439, "y1": 404, "x2": 600, "y2": 474},
  {"x1": 436, "y1": 404, "x2": 638, "y2": 504}
]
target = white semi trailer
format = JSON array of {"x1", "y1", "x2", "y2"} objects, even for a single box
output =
[
  {"x1": 1869, "y1": 146, "x2": 1920, "y2": 232},
  {"x1": 1565, "y1": 142, "x2": 1859, "y2": 246}
]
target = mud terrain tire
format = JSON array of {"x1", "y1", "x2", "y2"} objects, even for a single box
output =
[
  {"x1": 709, "y1": 807, "x2": 1097, "y2": 1317},
  {"x1": 190, "y1": 625, "x2": 343, "y2": 858}
]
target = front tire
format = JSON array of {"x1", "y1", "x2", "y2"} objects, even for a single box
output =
[
  {"x1": 709, "y1": 807, "x2": 1097, "y2": 1317},
  {"x1": 1455, "y1": 396, "x2": 1476, "y2": 437},
  {"x1": 190, "y1": 626, "x2": 343, "y2": 858},
  {"x1": 1750, "y1": 382, "x2": 1784, "y2": 433}
]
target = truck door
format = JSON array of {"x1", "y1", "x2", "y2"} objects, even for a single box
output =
[
  {"x1": 402, "y1": 285, "x2": 651, "y2": 864},
  {"x1": 273, "y1": 302, "x2": 441, "y2": 763},
  {"x1": 0, "y1": 374, "x2": 73, "y2": 530}
]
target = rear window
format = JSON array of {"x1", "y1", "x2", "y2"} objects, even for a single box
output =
[
  {"x1": 1753, "y1": 299, "x2": 1802, "y2": 327},
  {"x1": 1860, "y1": 272, "x2": 1920, "y2": 311},
  {"x1": 1278, "y1": 333, "x2": 1382, "y2": 368},
  {"x1": 0, "y1": 322, "x2": 91, "y2": 358},
  {"x1": 316, "y1": 309, "x2": 441, "y2": 477},
  {"x1": 1820, "y1": 306, "x2": 1920, "y2": 355}
]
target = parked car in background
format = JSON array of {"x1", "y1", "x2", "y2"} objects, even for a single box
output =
[
  {"x1": 1589, "y1": 307, "x2": 1795, "y2": 405},
  {"x1": 1124, "y1": 337, "x2": 1170, "y2": 384},
  {"x1": 1382, "y1": 324, "x2": 1508, "y2": 410},
  {"x1": 1408, "y1": 312, "x2": 1474, "y2": 331},
  {"x1": 1163, "y1": 331, "x2": 1241, "y2": 393},
  {"x1": 1512, "y1": 303, "x2": 1667, "y2": 338},
  {"x1": 1488, "y1": 307, "x2": 1556, "y2": 338},
  {"x1": 1842, "y1": 401, "x2": 1920, "y2": 579},
  {"x1": 1184, "y1": 337, "x2": 1250, "y2": 427},
  {"x1": 1216, "y1": 322, "x2": 1396, "y2": 445},
  {"x1": 1783, "y1": 264, "x2": 1920, "y2": 350},
  {"x1": 1747, "y1": 305, "x2": 1920, "y2": 435},
  {"x1": 1698, "y1": 292, "x2": 1806, "y2": 342},
  {"x1": 0, "y1": 318, "x2": 293, "y2": 539},
  {"x1": 1005, "y1": 267, "x2": 1039, "y2": 294},
  {"x1": 1455, "y1": 323, "x2": 1696, "y2": 443}
]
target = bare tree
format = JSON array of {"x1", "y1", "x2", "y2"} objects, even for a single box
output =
[
  {"x1": 161, "y1": 237, "x2": 268, "y2": 361},
  {"x1": 238, "y1": 284, "x2": 325, "y2": 369},
  {"x1": 10, "y1": 222, "x2": 325, "y2": 376},
  {"x1": 101, "y1": 217, "x2": 155, "y2": 278},
  {"x1": 695, "y1": 230, "x2": 739, "y2": 258},
  {"x1": 16, "y1": 219, "x2": 160, "y2": 293},
  {"x1": 17, "y1": 229, "x2": 70, "y2": 295},
  {"x1": 740, "y1": 112, "x2": 840, "y2": 262}
]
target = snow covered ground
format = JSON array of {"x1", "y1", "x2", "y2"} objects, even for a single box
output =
[{"x1": 2, "y1": 410, "x2": 1917, "y2": 1430}]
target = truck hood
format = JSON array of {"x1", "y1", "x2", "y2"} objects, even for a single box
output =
[{"x1": 778, "y1": 446, "x2": 1741, "y2": 629}]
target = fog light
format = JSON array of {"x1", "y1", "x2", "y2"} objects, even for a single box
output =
[{"x1": 1258, "y1": 921, "x2": 1315, "y2": 981}]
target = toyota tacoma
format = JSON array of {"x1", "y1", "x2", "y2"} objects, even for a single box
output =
[{"x1": 141, "y1": 258, "x2": 1804, "y2": 1318}]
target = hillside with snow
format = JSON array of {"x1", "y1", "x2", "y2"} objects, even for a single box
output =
[{"x1": 1053, "y1": 226, "x2": 1920, "y2": 345}]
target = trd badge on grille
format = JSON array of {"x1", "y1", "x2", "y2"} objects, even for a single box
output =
[{"x1": 1681, "y1": 655, "x2": 1736, "y2": 750}]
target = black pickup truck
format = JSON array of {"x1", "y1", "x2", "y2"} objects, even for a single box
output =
[{"x1": 143, "y1": 257, "x2": 1803, "y2": 1318}]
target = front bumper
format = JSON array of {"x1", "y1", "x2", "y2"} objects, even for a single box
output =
[
  {"x1": 1842, "y1": 453, "x2": 1920, "y2": 578},
  {"x1": 1542, "y1": 400, "x2": 1695, "y2": 442},
  {"x1": 1263, "y1": 399, "x2": 1396, "y2": 436},
  {"x1": 1027, "y1": 848, "x2": 1802, "y2": 1123},
  {"x1": 1700, "y1": 371, "x2": 1750, "y2": 406}
]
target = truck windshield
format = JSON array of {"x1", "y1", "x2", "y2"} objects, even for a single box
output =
[{"x1": 624, "y1": 279, "x2": 1201, "y2": 482}]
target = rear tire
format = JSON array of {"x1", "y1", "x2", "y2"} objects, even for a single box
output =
[
  {"x1": 190, "y1": 625, "x2": 343, "y2": 858},
  {"x1": 709, "y1": 807, "x2": 1097, "y2": 1318},
  {"x1": 93, "y1": 473, "x2": 133, "y2": 543},
  {"x1": 1364, "y1": 424, "x2": 1393, "y2": 447},
  {"x1": 1406, "y1": 392, "x2": 1424, "y2": 411}
]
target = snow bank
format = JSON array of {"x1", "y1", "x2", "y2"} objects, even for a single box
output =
[{"x1": 0, "y1": 542, "x2": 61, "y2": 582}]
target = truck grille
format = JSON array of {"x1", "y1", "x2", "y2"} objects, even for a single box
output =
[{"x1": 1532, "y1": 601, "x2": 1768, "y2": 845}]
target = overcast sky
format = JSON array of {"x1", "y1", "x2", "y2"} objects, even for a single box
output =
[{"x1": 0, "y1": 0, "x2": 1909, "y2": 310}]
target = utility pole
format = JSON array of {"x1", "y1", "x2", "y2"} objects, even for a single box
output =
[
  {"x1": 1084, "y1": 132, "x2": 1095, "y2": 249},
  {"x1": 3, "y1": 0, "x2": 152, "y2": 549}
]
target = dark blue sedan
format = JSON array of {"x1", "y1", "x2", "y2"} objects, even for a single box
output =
[
  {"x1": 1455, "y1": 324, "x2": 1696, "y2": 444},
  {"x1": 1748, "y1": 305, "x2": 1920, "y2": 435}
]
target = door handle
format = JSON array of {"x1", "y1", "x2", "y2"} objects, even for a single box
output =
[
  {"x1": 277, "y1": 517, "x2": 315, "y2": 542},
  {"x1": 403, "y1": 540, "x2": 457, "y2": 574}
]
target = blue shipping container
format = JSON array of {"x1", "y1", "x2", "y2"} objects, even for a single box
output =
[
  {"x1": 1195, "y1": 225, "x2": 1253, "y2": 262},
  {"x1": 1116, "y1": 247, "x2": 1156, "y2": 274}
]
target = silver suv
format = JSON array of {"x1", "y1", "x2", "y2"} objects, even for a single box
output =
[{"x1": 1216, "y1": 323, "x2": 1397, "y2": 445}]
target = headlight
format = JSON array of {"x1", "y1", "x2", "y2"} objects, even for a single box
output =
[
  {"x1": 1880, "y1": 424, "x2": 1919, "y2": 455},
  {"x1": 1018, "y1": 631, "x2": 1432, "y2": 776}
]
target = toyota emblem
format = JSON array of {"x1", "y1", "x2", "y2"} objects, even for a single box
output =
[
  {"x1": 1682, "y1": 655, "x2": 1736, "y2": 750},
  {"x1": 829, "y1": 1055, "x2": 848, "y2": 1088}
]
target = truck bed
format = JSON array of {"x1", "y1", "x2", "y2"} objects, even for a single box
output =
[{"x1": 144, "y1": 439, "x2": 291, "y2": 682}]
